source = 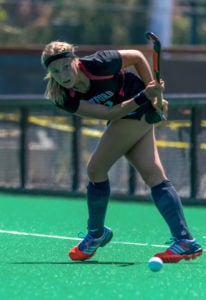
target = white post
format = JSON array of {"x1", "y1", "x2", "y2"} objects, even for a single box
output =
[{"x1": 148, "y1": 0, "x2": 173, "y2": 46}]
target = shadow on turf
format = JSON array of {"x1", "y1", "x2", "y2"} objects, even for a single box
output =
[{"x1": 10, "y1": 261, "x2": 141, "y2": 267}]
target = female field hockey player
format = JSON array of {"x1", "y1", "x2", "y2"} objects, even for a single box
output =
[{"x1": 41, "y1": 41, "x2": 202, "y2": 263}]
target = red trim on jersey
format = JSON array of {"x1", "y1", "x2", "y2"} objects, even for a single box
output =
[
  {"x1": 118, "y1": 70, "x2": 125, "y2": 97},
  {"x1": 78, "y1": 61, "x2": 114, "y2": 80},
  {"x1": 68, "y1": 89, "x2": 75, "y2": 97},
  {"x1": 66, "y1": 61, "x2": 125, "y2": 99}
]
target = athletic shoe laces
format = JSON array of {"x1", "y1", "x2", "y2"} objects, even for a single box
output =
[
  {"x1": 77, "y1": 232, "x2": 106, "y2": 254},
  {"x1": 165, "y1": 237, "x2": 199, "y2": 254},
  {"x1": 76, "y1": 227, "x2": 112, "y2": 255}
]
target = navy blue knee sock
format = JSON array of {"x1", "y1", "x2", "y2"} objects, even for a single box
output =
[
  {"x1": 87, "y1": 180, "x2": 110, "y2": 238},
  {"x1": 151, "y1": 180, "x2": 193, "y2": 240}
]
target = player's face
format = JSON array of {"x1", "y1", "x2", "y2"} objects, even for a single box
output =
[{"x1": 48, "y1": 58, "x2": 79, "y2": 89}]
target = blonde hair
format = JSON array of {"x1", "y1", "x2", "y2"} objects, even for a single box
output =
[{"x1": 41, "y1": 41, "x2": 77, "y2": 105}]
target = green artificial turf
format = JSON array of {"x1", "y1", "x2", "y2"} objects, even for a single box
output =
[{"x1": 0, "y1": 193, "x2": 205, "y2": 300}]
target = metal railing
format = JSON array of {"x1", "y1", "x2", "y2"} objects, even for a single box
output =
[{"x1": 0, "y1": 94, "x2": 206, "y2": 203}]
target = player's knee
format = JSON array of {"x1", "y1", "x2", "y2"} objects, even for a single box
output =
[
  {"x1": 141, "y1": 170, "x2": 164, "y2": 187},
  {"x1": 87, "y1": 160, "x2": 108, "y2": 182}
]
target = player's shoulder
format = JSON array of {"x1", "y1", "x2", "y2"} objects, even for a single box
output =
[
  {"x1": 83, "y1": 49, "x2": 120, "y2": 61},
  {"x1": 80, "y1": 50, "x2": 122, "y2": 75}
]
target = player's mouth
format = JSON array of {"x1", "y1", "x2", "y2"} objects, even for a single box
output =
[
  {"x1": 63, "y1": 79, "x2": 71, "y2": 84},
  {"x1": 62, "y1": 79, "x2": 73, "y2": 88}
]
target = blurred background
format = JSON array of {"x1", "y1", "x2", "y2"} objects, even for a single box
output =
[
  {"x1": 0, "y1": 0, "x2": 206, "y2": 203},
  {"x1": 0, "y1": 0, "x2": 205, "y2": 46}
]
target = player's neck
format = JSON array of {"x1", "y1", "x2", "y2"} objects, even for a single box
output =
[{"x1": 73, "y1": 71, "x2": 90, "y2": 93}]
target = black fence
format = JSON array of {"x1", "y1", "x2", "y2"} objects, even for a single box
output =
[{"x1": 0, "y1": 94, "x2": 206, "y2": 204}]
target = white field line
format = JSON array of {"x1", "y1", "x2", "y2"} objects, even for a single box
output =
[
  {"x1": 0, "y1": 229, "x2": 167, "y2": 248},
  {"x1": 0, "y1": 229, "x2": 81, "y2": 241},
  {"x1": 1, "y1": 229, "x2": 205, "y2": 250}
]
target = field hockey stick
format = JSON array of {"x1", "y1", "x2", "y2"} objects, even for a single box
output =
[{"x1": 145, "y1": 31, "x2": 166, "y2": 120}]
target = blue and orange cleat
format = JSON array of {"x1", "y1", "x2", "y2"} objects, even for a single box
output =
[
  {"x1": 155, "y1": 238, "x2": 203, "y2": 263},
  {"x1": 69, "y1": 226, "x2": 113, "y2": 261}
]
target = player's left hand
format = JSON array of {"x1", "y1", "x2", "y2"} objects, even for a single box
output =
[
  {"x1": 150, "y1": 79, "x2": 167, "y2": 121},
  {"x1": 144, "y1": 80, "x2": 165, "y2": 101},
  {"x1": 161, "y1": 99, "x2": 168, "y2": 120}
]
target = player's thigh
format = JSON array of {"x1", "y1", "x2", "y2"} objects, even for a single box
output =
[
  {"x1": 88, "y1": 118, "x2": 152, "y2": 175},
  {"x1": 125, "y1": 127, "x2": 167, "y2": 186}
]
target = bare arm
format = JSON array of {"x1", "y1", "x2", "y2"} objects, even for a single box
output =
[
  {"x1": 118, "y1": 50, "x2": 167, "y2": 114},
  {"x1": 75, "y1": 80, "x2": 165, "y2": 121},
  {"x1": 76, "y1": 97, "x2": 141, "y2": 120},
  {"x1": 118, "y1": 49, "x2": 153, "y2": 85}
]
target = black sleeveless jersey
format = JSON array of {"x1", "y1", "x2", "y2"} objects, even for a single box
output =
[{"x1": 56, "y1": 50, "x2": 145, "y2": 118}]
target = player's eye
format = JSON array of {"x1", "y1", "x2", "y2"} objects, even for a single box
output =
[
  {"x1": 49, "y1": 67, "x2": 59, "y2": 75},
  {"x1": 63, "y1": 63, "x2": 71, "y2": 70}
]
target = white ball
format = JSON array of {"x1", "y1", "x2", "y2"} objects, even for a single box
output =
[{"x1": 148, "y1": 257, "x2": 163, "y2": 272}]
